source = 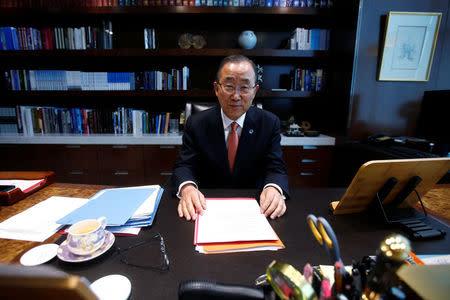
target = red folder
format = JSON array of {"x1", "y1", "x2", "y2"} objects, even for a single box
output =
[{"x1": 0, "y1": 171, "x2": 55, "y2": 206}]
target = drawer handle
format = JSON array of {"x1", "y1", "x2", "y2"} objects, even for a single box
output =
[
  {"x1": 160, "y1": 146, "x2": 175, "y2": 149},
  {"x1": 66, "y1": 145, "x2": 81, "y2": 149},
  {"x1": 303, "y1": 146, "x2": 318, "y2": 150},
  {"x1": 69, "y1": 170, "x2": 84, "y2": 175},
  {"x1": 301, "y1": 159, "x2": 317, "y2": 163},
  {"x1": 300, "y1": 172, "x2": 315, "y2": 176},
  {"x1": 113, "y1": 145, "x2": 127, "y2": 149},
  {"x1": 114, "y1": 170, "x2": 129, "y2": 175},
  {"x1": 160, "y1": 172, "x2": 173, "y2": 176}
]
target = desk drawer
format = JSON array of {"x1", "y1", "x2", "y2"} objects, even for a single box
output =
[
  {"x1": 98, "y1": 145, "x2": 144, "y2": 171},
  {"x1": 282, "y1": 146, "x2": 333, "y2": 188},
  {"x1": 99, "y1": 169, "x2": 145, "y2": 186},
  {"x1": 143, "y1": 145, "x2": 180, "y2": 184}
]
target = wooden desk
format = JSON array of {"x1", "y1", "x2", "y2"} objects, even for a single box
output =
[
  {"x1": 419, "y1": 183, "x2": 450, "y2": 225},
  {"x1": 0, "y1": 183, "x2": 112, "y2": 263},
  {"x1": 0, "y1": 183, "x2": 449, "y2": 299}
]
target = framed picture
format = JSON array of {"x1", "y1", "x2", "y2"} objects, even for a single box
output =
[{"x1": 378, "y1": 12, "x2": 442, "y2": 81}]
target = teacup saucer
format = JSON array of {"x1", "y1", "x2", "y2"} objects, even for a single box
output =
[
  {"x1": 20, "y1": 243, "x2": 59, "y2": 266},
  {"x1": 91, "y1": 274, "x2": 132, "y2": 300},
  {"x1": 57, "y1": 231, "x2": 115, "y2": 263}
]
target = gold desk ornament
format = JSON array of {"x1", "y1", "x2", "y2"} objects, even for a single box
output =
[
  {"x1": 178, "y1": 33, "x2": 193, "y2": 49},
  {"x1": 192, "y1": 35, "x2": 206, "y2": 49},
  {"x1": 266, "y1": 260, "x2": 317, "y2": 300}
]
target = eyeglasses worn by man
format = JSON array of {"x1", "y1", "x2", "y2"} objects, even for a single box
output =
[{"x1": 172, "y1": 55, "x2": 290, "y2": 221}]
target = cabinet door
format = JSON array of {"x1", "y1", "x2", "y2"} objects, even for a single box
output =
[
  {"x1": 282, "y1": 146, "x2": 333, "y2": 188},
  {"x1": 98, "y1": 145, "x2": 145, "y2": 186},
  {"x1": 60, "y1": 145, "x2": 99, "y2": 184},
  {"x1": 12, "y1": 145, "x2": 65, "y2": 179},
  {"x1": 143, "y1": 145, "x2": 180, "y2": 185},
  {"x1": 0, "y1": 144, "x2": 27, "y2": 171}
]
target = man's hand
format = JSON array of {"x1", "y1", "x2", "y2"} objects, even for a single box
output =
[
  {"x1": 259, "y1": 186, "x2": 286, "y2": 219},
  {"x1": 178, "y1": 184, "x2": 206, "y2": 221}
]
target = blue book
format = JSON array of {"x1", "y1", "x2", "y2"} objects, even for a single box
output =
[
  {"x1": 3, "y1": 27, "x2": 14, "y2": 50},
  {"x1": 304, "y1": 70, "x2": 311, "y2": 91},
  {"x1": 11, "y1": 27, "x2": 20, "y2": 50},
  {"x1": 0, "y1": 28, "x2": 4, "y2": 50},
  {"x1": 310, "y1": 29, "x2": 320, "y2": 50},
  {"x1": 265, "y1": 0, "x2": 272, "y2": 6},
  {"x1": 129, "y1": 72, "x2": 135, "y2": 90}
]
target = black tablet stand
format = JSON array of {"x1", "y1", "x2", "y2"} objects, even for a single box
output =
[{"x1": 370, "y1": 176, "x2": 446, "y2": 240}]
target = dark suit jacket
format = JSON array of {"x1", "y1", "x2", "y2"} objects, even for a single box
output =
[{"x1": 172, "y1": 105, "x2": 290, "y2": 198}]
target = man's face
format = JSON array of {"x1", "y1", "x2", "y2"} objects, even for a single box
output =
[{"x1": 214, "y1": 61, "x2": 259, "y2": 120}]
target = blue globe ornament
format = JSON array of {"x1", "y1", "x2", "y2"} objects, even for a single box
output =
[{"x1": 238, "y1": 30, "x2": 257, "y2": 50}]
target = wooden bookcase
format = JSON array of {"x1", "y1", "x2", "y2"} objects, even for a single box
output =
[{"x1": 0, "y1": 4, "x2": 358, "y2": 187}]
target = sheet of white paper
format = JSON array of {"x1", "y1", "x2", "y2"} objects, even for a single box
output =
[
  {"x1": 124, "y1": 185, "x2": 160, "y2": 218},
  {"x1": 418, "y1": 254, "x2": 450, "y2": 265},
  {"x1": 107, "y1": 226, "x2": 141, "y2": 236},
  {"x1": 0, "y1": 196, "x2": 89, "y2": 242},
  {"x1": 0, "y1": 179, "x2": 44, "y2": 192},
  {"x1": 195, "y1": 198, "x2": 278, "y2": 244}
]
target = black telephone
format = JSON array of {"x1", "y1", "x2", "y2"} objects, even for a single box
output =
[
  {"x1": 0, "y1": 185, "x2": 16, "y2": 193},
  {"x1": 364, "y1": 133, "x2": 394, "y2": 145}
]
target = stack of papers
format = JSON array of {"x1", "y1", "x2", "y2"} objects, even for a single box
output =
[
  {"x1": 57, "y1": 185, "x2": 163, "y2": 235},
  {"x1": 0, "y1": 185, "x2": 163, "y2": 242},
  {"x1": 0, "y1": 196, "x2": 89, "y2": 242},
  {"x1": 194, "y1": 198, "x2": 284, "y2": 254},
  {"x1": 0, "y1": 179, "x2": 44, "y2": 192}
]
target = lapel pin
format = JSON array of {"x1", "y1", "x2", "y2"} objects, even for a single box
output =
[{"x1": 249, "y1": 129, "x2": 254, "y2": 134}]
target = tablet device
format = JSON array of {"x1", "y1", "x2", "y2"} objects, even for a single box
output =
[{"x1": 330, "y1": 158, "x2": 450, "y2": 215}]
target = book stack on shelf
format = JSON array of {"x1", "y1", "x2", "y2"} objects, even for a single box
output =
[
  {"x1": 0, "y1": 107, "x2": 17, "y2": 134},
  {"x1": 137, "y1": 67, "x2": 189, "y2": 90},
  {"x1": 144, "y1": 28, "x2": 156, "y2": 49},
  {"x1": 290, "y1": 68, "x2": 325, "y2": 92},
  {"x1": 4, "y1": 67, "x2": 190, "y2": 91},
  {"x1": 10, "y1": 106, "x2": 181, "y2": 136},
  {"x1": 0, "y1": 0, "x2": 333, "y2": 8},
  {"x1": 290, "y1": 27, "x2": 330, "y2": 50},
  {"x1": 0, "y1": 21, "x2": 114, "y2": 50}
]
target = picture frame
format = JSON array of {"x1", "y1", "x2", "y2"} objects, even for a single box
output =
[{"x1": 378, "y1": 12, "x2": 442, "y2": 81}]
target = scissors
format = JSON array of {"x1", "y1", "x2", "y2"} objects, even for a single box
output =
[{"x1": 306, "y1": 214, "x2": 343, "y2": 265}]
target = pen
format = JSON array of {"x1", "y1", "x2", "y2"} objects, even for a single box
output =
[
  {"x1": 303, "y1": 263, "x2": 313, "y2": 284},
  {"x1": 334, "y1": 261, "x2": 343, "y2": 295},
  {"x1": 319, "y1": 277, "x2": 332, "y2": 300}
]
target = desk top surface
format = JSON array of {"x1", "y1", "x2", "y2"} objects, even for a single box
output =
[{"x1": 1, "y1": 183, "x2": 449, "y2": 299}]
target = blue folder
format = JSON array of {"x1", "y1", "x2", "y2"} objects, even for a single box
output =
[{"x1": 57, "y1": 187, "x2": 156, "y2": 226}]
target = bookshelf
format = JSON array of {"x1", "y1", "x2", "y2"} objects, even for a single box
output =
[{"x1": 0, "y1": 3, "x2": 358, "y2": 187}]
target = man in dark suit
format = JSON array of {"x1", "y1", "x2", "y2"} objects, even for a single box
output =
[{"x1": 173, "y1": 55, "x2": 289, "y2": 221}]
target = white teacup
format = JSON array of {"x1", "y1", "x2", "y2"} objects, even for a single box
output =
[{"x1": 66, "y1": 216, "x2": 107, "y2": 256}]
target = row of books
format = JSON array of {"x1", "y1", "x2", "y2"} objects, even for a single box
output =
[
  {"x1": 137, "y1": 68, "x2": 189, "y2": 90},
  {"x1": 144, "y1": 28, "x2": 156, "y2": 50},
  {"x1": 290, "y1": 28, "x2": 330, "y2": 51},
  {"x1": 0, "y1": 22, "x2": 113, "y2": 50},
  {"x1": 0, "y1": 0, "x2": 333, "y2": 7},
  {"x1": 290, "y1": 68, "x2": 325, "y2": 92},
  {"x1": 5, "y1": 67, "x2": 190, "y2": 91},
  {"x1": 11, "y1": 105, "x2": 182, "y2": 136},
  {"x1": 0, "y1": 107, "x2": 18, "y2": 134}
]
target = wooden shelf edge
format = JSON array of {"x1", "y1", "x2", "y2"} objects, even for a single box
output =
[
  {"x1": 0, "y1": 133, "x2": 336, "y2": 146},
  {"x1": 0, "y1": 7, "x2": 333, "y2": 16},
  {"x1": 2, "y1": 90, "x2": 323, "y2": 98},
  {"x1": 0, "y1": 49, "x2": 329, "y2": 58}
]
